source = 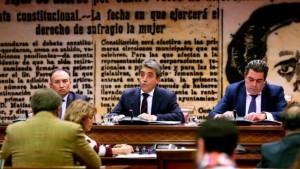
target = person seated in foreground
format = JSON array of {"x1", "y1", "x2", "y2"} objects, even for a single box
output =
[
  {"x1": 209, "y1": 60, "x2": 287, "y2": 121},
  {"x1": 64, "y1": 100, "x2": 134, "y2": 156},
  {"x1": 257, "y1": 104, "x2": 300, "y2": 168},
  {"x1": 0, "y1": 88, "x2": 100, "y2": 169},
  {"x1": 197, "y1": 119, "x2": 239, "y2": 169}
]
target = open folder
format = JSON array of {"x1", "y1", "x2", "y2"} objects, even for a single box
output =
[
  {"x1": 227, "y1": 110, "x2": 282, "y2": 126},
  {"x1": 118, "y1": 116, "x2": 149, "y2": 125},
  {"x1": 117, "y1": 116, "x2": 181, "y2": 125},
  {"x1": 228, "y1": 117, "x2": 281, "y2": 126}
]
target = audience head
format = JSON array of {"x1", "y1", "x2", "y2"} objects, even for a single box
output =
[
  {"x1": 281, "y1": 104, "x2": 300, "y2": 132},
  {"x1": 49, "y1": 69, "x2": 72, "y2": 98},
  {"x1": 139, "y1": 59, "x2": 162, "y2": 93},
  {"x1": 64, "y1": 100, "x2": 97, "y2": 132},
  {"x1": 244, "y1": 60, "x2": 268, "y2": 95},
  {"x1": 197, "y1": 119, "x2": 239, "y2": 161},
  {"x1": 30, "y1": 88, "x2": 61, "y2": 116}
]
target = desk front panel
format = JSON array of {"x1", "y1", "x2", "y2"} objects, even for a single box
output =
[
  {"x1": 87, "y1": 125, "x2": 284, "y2": 148},
  {"x1": 0, "y1": 125, "x2": 284, "y2": 148}
]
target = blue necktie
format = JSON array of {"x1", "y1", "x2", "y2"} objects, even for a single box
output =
[
  {"x1": 141, "y1": 93, "x2": 149, "y2": 114},
  {"x1": 248, "y1": 95, "x2": 258, "y2": 114}
]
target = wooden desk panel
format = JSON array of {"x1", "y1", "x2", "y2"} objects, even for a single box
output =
[
  {"x1": 1, "y1": 125, "x2": 284, "y2": 148},
  {"x1": 102, "y1": 150, "x2": 261, "y2": 168},
  {"x1": 86, "y1": 125, "x2": 285, "y2": 148}
]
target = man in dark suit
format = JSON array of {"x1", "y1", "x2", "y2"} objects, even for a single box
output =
[
  {"x1": 0, "y1": 88, "x2": 101, "y2": 168},
  {"x1": 209, "y1": 60, "x2": 287, "y2": 121},
  {"x1": 111, "y1": 59, "x2": 184, "y2": 122},
  {"x1": 257, "y1": 104, "x2": 300, "y2": 168},
  {"x1": 49, "y1": 69, "x2": 88, "y2": 120}
]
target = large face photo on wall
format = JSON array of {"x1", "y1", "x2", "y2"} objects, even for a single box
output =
[{"x1": 225, "y1": 2, "x2": 300, "y2": 102}]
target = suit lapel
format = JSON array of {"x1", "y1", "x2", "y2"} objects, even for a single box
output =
[
  {"x1": 151, "y1": 87, "x2": 161, "y2": 114},
  {"x1": 261, "y1": 84, "x2": 269, "y2": 111},
  {"x1": 131, "y1": 88, "x2": 141, "y2": 116},
  {"x1": 66, "y1": 92, "x2": 73, "y2": 108},
  {"x1": 237, "y1": 86, "x2": 247, "y2": 116}
]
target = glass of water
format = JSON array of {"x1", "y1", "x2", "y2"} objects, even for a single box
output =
[
  {"x1": 103, "y1": 113, "x2": 114, "y2": 125},
  {"x1": 187, "y1": 114, "x2": 198, "y2": 126}
]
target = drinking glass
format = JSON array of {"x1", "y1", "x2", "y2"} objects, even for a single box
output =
[
  {"x1": 103, "y1": 114, "x2": 114, "y2": 125},
  {"x1": 187, "y1": 114, "x2": 198, "y2": 126}
]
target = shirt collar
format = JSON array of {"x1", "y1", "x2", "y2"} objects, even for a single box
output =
[
  {"x1": 141, "y1": 89, "x2": 155, "y2": 97},
  {"x1": 246, "y1": 91, "x2": 261, "y2": 96},
  {"x1": 62, "y1": 93, "x2": 69, "y2": 101}
]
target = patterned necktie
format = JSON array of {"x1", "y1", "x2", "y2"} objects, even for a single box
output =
[
  {"x1": 141, "y1": 93, "x2": 149, "y2": 114},
  {"x1": 248, "y1": 95, "x2": 258, "y2": 114}
]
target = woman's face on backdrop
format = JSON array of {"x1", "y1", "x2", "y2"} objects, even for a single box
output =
[{"x1": 266, "y1": 22, "x2": 300, "y2": 102}]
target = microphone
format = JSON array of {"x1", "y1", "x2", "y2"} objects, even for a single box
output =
[
  {"x1": 25, "y1": 111, "x2": 29, "y2": 119},
  {"x1": 233, "y1": 110, "x2": 237, "y2": 121},
  {"x1": 129, "y1": 109, "x2": 134, "y2": 122}
]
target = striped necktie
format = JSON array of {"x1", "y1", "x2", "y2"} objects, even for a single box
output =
[{"x1": 141, "y1": 93, "x2": 149, "y2": 114}]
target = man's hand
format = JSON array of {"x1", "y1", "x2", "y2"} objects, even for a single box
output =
[
  {"x1": 138, "y1": 113, "x2": 154, "y2": 121},
  {"x1": 244, "y1": 113, "x2": 266, "y2": 121},
  {"x1": 113, "y1": 114, "x2": 125, "y2": 122},
  {"x1": 112, "y1": 144, "x2": 134, "y2": 155},
  {"x1": 215, "y1": 111, "x2": 234, "y2": 118}
]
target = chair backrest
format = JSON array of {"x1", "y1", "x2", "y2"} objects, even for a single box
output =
[{"x1": 156, "y1": 149, "x2": 197, "y2": 169}]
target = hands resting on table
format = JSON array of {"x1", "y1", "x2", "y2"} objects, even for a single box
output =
[
  {"x1": 215, "y1": 111, "x2": 267, "y2": 121},
  {"x1": 113, "y1": 113, "x2": 155, "y2": 122},
  {"x1": 112, "y1": 144, "x2": 134, "y2": 155}
]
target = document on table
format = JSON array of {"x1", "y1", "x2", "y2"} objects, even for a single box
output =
[
  {"x1": 115, "y1": 153, "x2": 157, "y2": 159},
  {"x1": 148, "y1": 121, "x2": 181, "y2": 125}
]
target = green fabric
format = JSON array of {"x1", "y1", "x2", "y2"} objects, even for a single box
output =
[{"x1": 1, "y1": 111, "x2": 101, "y2": 169}]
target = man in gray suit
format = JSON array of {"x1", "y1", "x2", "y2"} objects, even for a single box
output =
[
  {"x1": 1, "y1": 88, "x2": 100, "y2": 168},
  {"x1": 257, "y1": 104, "x2": 300, "y2": 168}
]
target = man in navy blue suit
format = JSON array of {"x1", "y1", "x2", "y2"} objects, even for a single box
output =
[
  {"x1": 111, "y1": 59, "x2": 184, "y2": 123},
  {"x1": 209, "y1": 60, "x2": 287, "y2": 121},
  {"x1": 49, "y1": 69, "x2": 88, "y2": 120}
]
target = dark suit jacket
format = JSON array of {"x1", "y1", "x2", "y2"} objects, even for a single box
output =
[
  {"x1": 111, "y1": 86, "x2": 184, "y2": 122},
  {"x1": 208, "y1": 81, "x2": 287, "y2": 120},
  {"x1": 257, "y1": 133, "x2": 300, "y2": 168},
  {"x1": 66, "y1": 91, "x2": 88, "y2": 108},
  {"x1": 0, "y1": 111, "x2": 101, "y2": 169}
]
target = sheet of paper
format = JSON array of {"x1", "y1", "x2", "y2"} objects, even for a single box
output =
[{"x1": 115, "y1": 153, "x2": 157, "y2": 159}]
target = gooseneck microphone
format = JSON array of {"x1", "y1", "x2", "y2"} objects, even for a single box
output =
[
  {"x1": 129, "y1": 109, "x2": 134, "y2": 122},
  {"x1": 233, "y1": 110, "x2": 237, "y2": 121}
]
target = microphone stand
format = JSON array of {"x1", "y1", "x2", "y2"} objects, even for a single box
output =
[{"x1": 129, "y1": 109, "x2": 134, "y2": 123}]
